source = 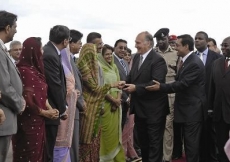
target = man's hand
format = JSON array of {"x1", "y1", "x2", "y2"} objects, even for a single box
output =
[
  {"x1": 145, "y1": 80, "x2": 160, "y2": 91},
  {"x1": 76, "y1": 89, "x2": 81, "y2": 97},
  {"x1": 60, "y1": 111, "x2": 68, "y2": 120},
  {"x1": 0, "y1": 109, "x2": 6, "y2": 125},
  {"x1": 118, "y1": 81, "x2": 126, "y2": 89},
  {"x1": 19, "y1": 98, "x2": 26, "y2": 115},
  {"x1": 123, "y1": 84, "x2": 136, "y2": 93}
]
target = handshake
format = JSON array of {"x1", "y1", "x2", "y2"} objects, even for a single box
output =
[{"x1": 111, "y1": 80, "x2": 161, "y2": 92}]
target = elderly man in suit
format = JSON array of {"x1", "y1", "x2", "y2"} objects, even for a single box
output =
[
  {"x1": 0, "y1": 10, "x2": 25, "y2": 162},
  {"x1": 209, "y1": 36, "x2": 230, "y2": 162},
  {"x1": 147, "y1": 34, "x2": 206, "y2": 162},
  {"x1": 113, "y1": 39, "x2": 130, "y2": 130},
  {"x1": 43, "y1": 25, "x2": 70, "y2": 162},
  {"x1": 68, "y1": 29, "x2": 85, "y2": 162},
  {"x1": 123, "y1": 31, "x2": 169, "y2": 162},
  {"x1": 195, "y1": 31, "x2": 222, "y2": 162}
]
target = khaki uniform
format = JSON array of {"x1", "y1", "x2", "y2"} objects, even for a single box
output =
[{"x1": 155, "y1": 46, "x2": 178, "y2": 161}]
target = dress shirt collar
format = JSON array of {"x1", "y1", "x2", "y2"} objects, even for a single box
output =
[
  {"x1": 197, "y1": 47, "x2": 208, "y2": 56},
  {"x1": 182, "y1": 51, "x2": 193, "y2": 63},
  {"x1": 51, "y1": 42, "x2": 61, "y2": 55},
  {"x1": 113, "y1": 52, "x2": 124, "y2": 62},
  {"x1": 140, "y1": 48, "x2": 152, "y2": 62}
]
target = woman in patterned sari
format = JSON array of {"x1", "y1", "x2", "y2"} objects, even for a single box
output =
[
  {"x1": 98, "y1": 44, "x2": 125, "y2": 161},
  {"x1": 53, "y1": 48, "x2": 78, "y2": 162},
  {"x1": 77, "y1": 43, "x2": 120, "y2": 162},
  {"x1": 12, "y1": 37, "x2": 59, "y2": 162}
]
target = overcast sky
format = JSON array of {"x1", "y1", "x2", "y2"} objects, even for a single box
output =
[{"x1": 2, "y1": 0, "x2": 229, "y2": 52}]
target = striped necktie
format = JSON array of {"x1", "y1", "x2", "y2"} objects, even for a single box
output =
[
  {"x1": 120, "y1": 59, "x2": 127, "y2": 75},
  {"x1": 138, "y1": 56, "x2": 143, "y2": 70}
]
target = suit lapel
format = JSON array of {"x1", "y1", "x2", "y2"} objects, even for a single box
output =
[
  {"x1": 114, "y1": 55, "x2": 126, "y2": 76},
  {"x1": 205, "y1": 50, "x2": 214, "y2": 69},
  {"x1": 132, "y1": 50, "x2": 153, "y2": 81},
  {"x1": 0, "y1": 45, "x2": 20, "y2": 75}
]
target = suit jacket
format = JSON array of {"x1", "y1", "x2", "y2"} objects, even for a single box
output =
[
  {"x1": 43, "y1": 41, "x2": 67, "y2": 125},
  {"x1": 0, "y1": 45, "x2": 23, "y2": 136},
  {"x1": 126, "y1": 49, "x2": 169, "y2": 123},
  {"x1": 203, "y1": 50, "x2": 222, "y2": 99},
  {"x1": 113, "y1": 54, "x2": 129, "y2": 102},
  {"x1": 209, "y1": 57, "x2": 230, "y2": 124},
  {"x1": 160, "y1": 53, "x2": 206, "y2": 122},
  {"x1": 70, "y1": 56, "x2": 84, "y2": 120}
]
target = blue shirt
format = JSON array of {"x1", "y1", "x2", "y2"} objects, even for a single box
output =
[{"x1": 197, "y1": 48, "x2": 208, "y2": 65}]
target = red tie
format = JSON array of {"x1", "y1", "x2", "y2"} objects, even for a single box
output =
[
  {"x1": 225, "y1": 58, "x2": 229, "y2": 70},
  {"x1": 178, "y1": 60, "x2": 183, "y2": 70}
]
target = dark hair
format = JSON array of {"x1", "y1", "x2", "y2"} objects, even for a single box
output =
[
  {"x1": 33, "y1": 37, "x2": 42, "y2": 47},
  {"x1": 127, "y1": 47, "x2": 132, "y2": 54},
  {"x1": 49, "y1": 25, "x2": 70, "y2": 44},
  {"x1": 70, "y1": 30, "x2": 83, "y2": 43},
  {"x1": 114, "y1": 39, "x2": 127, "y2": 47},
  {"x1": 177, "y1": 34, "x2": 194, "y2": 51},
  {"x1": 144, "y1": 31, "x2": 154, "y2": 47},
  {"x1": 196, "y1": 31, "x2": 209, "y2": 41},
  {"x1": 0, "y1": 10, "x2": 17, "y2": 32},
  {"x1": 102, "y1": 44, "x2": 114, "y2": 56},
  {"x1": 86, "y1": 32, "x2": 101, "y2": 43},
  {"x1": 208, "y1": 38, "x2": 217, "y2": 46}
]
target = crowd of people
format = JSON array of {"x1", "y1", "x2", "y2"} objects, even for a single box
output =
[{"x1": 1, "y1": 10, "x2": 230, "y2": 162}]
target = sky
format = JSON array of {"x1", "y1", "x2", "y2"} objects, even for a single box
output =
[{"x1": 2, "y1": 0, "x2": 230, "y2": 52}]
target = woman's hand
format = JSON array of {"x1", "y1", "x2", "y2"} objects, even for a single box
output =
[{"x1": 40, "y1": 109, "x2": 59, "y2": 120}]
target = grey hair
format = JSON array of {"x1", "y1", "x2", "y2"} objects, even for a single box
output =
[
  {"x1": 9, "y1": 40, "x2": 21, "y2": 49},
  {"x1": 144, "y1": 31, "x2": 154, "y2": 47}
]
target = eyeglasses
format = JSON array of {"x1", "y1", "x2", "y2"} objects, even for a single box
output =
[
  {"x1": 220, "y1": 44, "x2": 229, "y2": 48},
  {"x1": 118, "y1": 46, "x2": 127, "y2": 50},
  {"x1": 68, "y1": 37, "x2": 72, "y2": 42}
]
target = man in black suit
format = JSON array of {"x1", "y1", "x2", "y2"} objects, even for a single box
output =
[
  {"x1": 113, "y1": 39, "x2": 130, "y2": 130},
  {"x1": 43, "y1": 25, "x2": 70, "y2": 162},
  {"x1": 68, "y1": 29, "x2": 85, "y2": 162},
  {"x1": 209, "y1": 36, "x2": 230, "y2": 162},
  {"x1": 147, "y1": 34, "x2": 206, "y2": 162},
  {"x1": 195, "y1": 31, "x2": 222, "y2": 162},
  {"x1": 123, "y1": 31, "x2": 169, "y2": 162}
]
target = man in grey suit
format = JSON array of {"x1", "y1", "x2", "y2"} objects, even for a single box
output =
[
  {"x1": 68, "y1": 29, "x2": 85, "y2": 162},
  {"x1": 0, "y1": 10, "x2": 25, "y2": 162},
  {"x1": 113, "y1": 39, "x2": 130, "y2": 130}
]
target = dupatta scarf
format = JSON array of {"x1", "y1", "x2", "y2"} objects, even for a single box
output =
[
  {"x1": 77, "y1": 43, "x2": 111, "y2": 144},
  {"x1": 17, "y1": 37, "x2": 47, "y2": 115}
]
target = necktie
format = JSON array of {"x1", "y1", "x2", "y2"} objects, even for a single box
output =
[
  {"x1": 120, "y1": 59, "x2": 128, "y2": 75},
  {"x1": 199, "y1": 52, "x2": 204, "y2": 64},
  {"x1": 178, "y1": 60, "x2": 183, "y2": 70},
  {"x1": 225, "y1": 58, "x2": 230, "y2": 70},
  {"x1": 138, "y1": 56, "x2": 143, "y2": 70}
]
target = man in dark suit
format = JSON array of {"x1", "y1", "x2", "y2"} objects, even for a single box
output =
[
  {"x1": 43, "y1": 25, "x2": 70, "y2": 162},
  {"x1": 123, "y1": 31, "x2": 169, "y2": 162},
  {"x1": 209, "y1": 36, "x2": 230, "y2": 162},
  {"x1": 113, "y1": 39, "x2": 130, "y2": 130},
  {"x1": 68, "y1": 29, "x2": 85, "y2": 162},
  {"x1": 146, "y1": 34, "x2": 206, "y2": 162},
  {"x1": 195, "y1": 31, "x2": 222, "y2": 162}
]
